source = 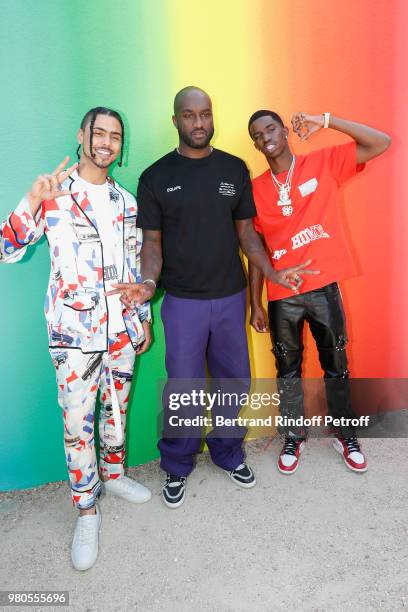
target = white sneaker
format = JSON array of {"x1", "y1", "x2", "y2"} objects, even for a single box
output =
[
  {"x1": 104, "y1": 476, "x2": 152, "y2": 503},
  {"x1": 71, "y1": 505, "x2": 101, "y2": 571}
]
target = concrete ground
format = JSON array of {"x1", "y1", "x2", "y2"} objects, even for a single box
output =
[{"x1": 1, "y1": 437, "x2": 407, "y2": 612}]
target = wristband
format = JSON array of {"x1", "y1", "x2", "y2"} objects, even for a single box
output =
[
  {"x1": 323, "y1": 112, "x2": 330, "y2": 129},
  {"x1": 142, "y1": 279, "x2": 157, "y2": 289}
]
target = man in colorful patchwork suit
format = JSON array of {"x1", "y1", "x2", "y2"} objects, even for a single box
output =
[{"x1": 0, "y1": 107, "x2": 152, "y2": 571}]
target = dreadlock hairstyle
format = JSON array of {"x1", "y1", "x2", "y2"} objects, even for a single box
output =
[
  {"x1": 76, "y1": 106, "x2": 125, "y2": 166},
  {"x1": 247, "y1": 110, "x2": 284, "y2": 136}
]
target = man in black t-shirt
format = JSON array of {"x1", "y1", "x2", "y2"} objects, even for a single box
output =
[
  {"x1": 109, "y1": 87, "x2": 317, "y2": 508},
  {"x1": 136, "y1": 145, "x2": 254, "y2": 299}
]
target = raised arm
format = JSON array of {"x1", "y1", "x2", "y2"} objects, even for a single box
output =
[
  {"x1": 26, "y1": 156, "x2": 76, "y2": 215},
  {"x1": 291, "y1": 113, "x2": 391, "y2": 164},
  {"x1": 235, "y1": 218, "x2": 319, "y2": 294},
  {"x1": 0, "y1": 157, "x2": 76, "y2": 263}
]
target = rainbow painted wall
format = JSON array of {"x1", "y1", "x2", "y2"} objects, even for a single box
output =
[{"x1": 0, "y1": 0, "x2": 406, "y2": 491}]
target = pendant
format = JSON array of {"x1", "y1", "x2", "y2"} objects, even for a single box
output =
[
  {"x1": 279, "y1": 186, "x2": 290, "y2": 203},
  {"x1": 277, "y1": 195, "x2": 293, "y2": 216}
]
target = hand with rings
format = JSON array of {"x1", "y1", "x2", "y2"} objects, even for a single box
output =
[{"x1": 274, "y1": 260, "x2": 320, "y2": 293}]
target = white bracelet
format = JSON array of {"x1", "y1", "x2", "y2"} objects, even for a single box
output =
[
  {"x1": 323, "y1": 112, "x2": 330, "y2": 129},
  {"x1": 142, "y1": 279, "x2": 157, "y2": 289}
]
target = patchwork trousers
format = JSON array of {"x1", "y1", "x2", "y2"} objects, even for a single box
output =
[{"x1": 49, "y1": 332, "x2": 135, "y2": 509}]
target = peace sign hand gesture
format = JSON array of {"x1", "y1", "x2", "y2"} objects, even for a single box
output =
[
  {"x1": 291, "y1": 113, "x2": 325, "y2": 142},
  {"x1": 27, "y1": 156, "x2": 78, "y2": 216}
]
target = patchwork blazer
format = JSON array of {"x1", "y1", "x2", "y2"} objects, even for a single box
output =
[{"x1": 0, "y1": 172, "x2": 151, "y2": 352}]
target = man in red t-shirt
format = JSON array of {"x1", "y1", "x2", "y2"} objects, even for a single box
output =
[{"x1": 248, "y1": 110, "x2": 391, "y2": 474}]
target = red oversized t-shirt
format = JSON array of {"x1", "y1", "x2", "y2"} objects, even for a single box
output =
[{"x1": 252, "y1": 142, "x2": 364, "y2": 301}]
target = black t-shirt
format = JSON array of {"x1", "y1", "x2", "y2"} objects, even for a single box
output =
[{"x1": 136, "y1": 149, "x2": 256, "y2": 299}]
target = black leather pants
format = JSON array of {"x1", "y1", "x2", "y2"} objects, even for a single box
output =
[{"x1": 268, "y1": 283, "x2": 357, "y2": 438}]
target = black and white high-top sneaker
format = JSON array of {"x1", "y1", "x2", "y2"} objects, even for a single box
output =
[
  {"x1": 227, "y1": 463, "x2": 256, "y2": 488},
  {"x1": 162, "y1": 474, "x2": 187, "y2": 508}
]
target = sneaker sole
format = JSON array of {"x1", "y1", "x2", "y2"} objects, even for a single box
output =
[
  {"x1": 277, "y1": 462, "x2": 300, "y2": 475},
  {"x1": 332, "y1": 439, "x2": 368, "y2": 473},
  {"x1": 162, "y1": 491, "x2": 185, "y2": 509},
  {"x1": 227, "y1": 471, "x2": 257, "y2": 488},
  {"x1": 277, "y1": 441, "x2": 305, "y2": 475}
]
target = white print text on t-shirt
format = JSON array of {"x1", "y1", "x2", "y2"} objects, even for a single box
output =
[
  {"x1": 218, "y1": 182, "x2": 236, "y2": 196},
  {"x1": 271, "y1": 249, "x2": 287, "y2": 260},
  {"x1": 167, "y1": 185, "x2": 181, "y2": 192},
  {"x1": 292, "y1": 224, "x2": 330, "y2": 250},
  {"x1": 104, "y1": 264, "x2": 118, "y2": 282}
]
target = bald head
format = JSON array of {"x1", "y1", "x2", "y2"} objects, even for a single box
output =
[
  {"x1": 173, "y1": 86, "x2": 212, "y2": 115},
  {"x1": 172, "y1": 86, "x2": 214, "y2": 152}
]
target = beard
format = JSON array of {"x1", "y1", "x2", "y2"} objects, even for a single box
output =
[{"x1": 178, "y1": 125, "x2": 214, "y2": 149}]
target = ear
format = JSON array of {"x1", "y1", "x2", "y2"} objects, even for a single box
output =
[
  {"x1": 172, "y1": 115, "x2": 178, "y2": 129},
  {"x1": 77, "y1": 128, "x2": 84, "y2": 145},
  {"x1": 283, "y1": 126, "x2": 289, "y2": 138}
]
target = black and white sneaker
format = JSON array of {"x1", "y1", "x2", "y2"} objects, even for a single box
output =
[
  {"x1": 227, "y1": 463, "x2": 256, "y2": 488},
  {"x1": 162, "y1": 474, "x2": 186, "y2": 508}
]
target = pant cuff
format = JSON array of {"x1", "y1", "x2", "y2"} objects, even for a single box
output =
[{"x1": 72, "y1": 480, "x2": 102, "y2": 509}]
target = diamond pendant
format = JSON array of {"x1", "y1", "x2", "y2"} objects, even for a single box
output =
[
  {"x1": 279, "y1": 186, "x2": 290, "y2": 203},
  {"x1": 277, "y1": 195, "x2": 293, "y2": 216}
]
